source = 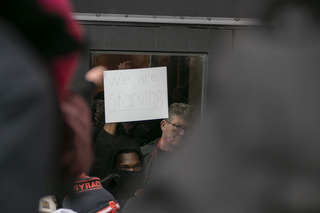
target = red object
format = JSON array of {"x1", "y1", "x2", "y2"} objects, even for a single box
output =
[{"x1": 37, "y1": 0, "x2": 83, "y2": 101}]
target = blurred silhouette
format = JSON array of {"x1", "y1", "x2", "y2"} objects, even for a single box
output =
[
  {"x1": 122, "y1": 1, "x2": 320, "y2": 213},
  {"x1": 0, "y1": 0, "x2": 104, "y2": 212}
]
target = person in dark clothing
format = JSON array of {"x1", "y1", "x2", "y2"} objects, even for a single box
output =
[
  {"x1": 0, "y1": 17, "x2": 61, "y2": 213},
  {"x1": 140, "y1": 102, "x2": 194, "y2": 179},
  {"x1": 116, "y1": 120, "x2": 162, "y2": 146},
  {"x1": 91, "y1": 91, "x2": 162, "y2": 146},
  {"x1": 101, "y1": 136, "x2": 145, "y2": 208},
  {"x1": 90, "y1": 97, "x2": 117, "y2": 180},
  {"x1": 90, "y1": 94, "x2": 161, "y2": 180},
  {"x1": 90, "y1": 122, "x2": 115, "y2": 180}
]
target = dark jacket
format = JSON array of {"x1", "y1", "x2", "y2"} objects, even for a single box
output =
[
  {"x1": 140, "y1": 138, "x2": 169, "y2": 180},
  {"x1": 89, "y1": 128, "x2": 114, "y2": 180},
  {"x1": 101, "y1": 136, "x2": 145, "y2": 208}
]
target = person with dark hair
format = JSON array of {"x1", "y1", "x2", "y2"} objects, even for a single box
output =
[
  {"x1": 89, "y1": 90, "x2": 161, "y2": 180},
  {"x1": 89, "y1": 95, "x2": 117, "y2": 180},
  {"x1": 90, "y1": 60, "x2": 162, "y2": 146},
  {"x1": 91, "y1": 91, "x2": 162, "y2": 146},
  {"x1": 101, "y1": 136, "x2": 145, "y2": 208}
]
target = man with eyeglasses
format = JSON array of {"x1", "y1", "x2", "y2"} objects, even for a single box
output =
[{"x1": 140, "y1": 102, "x2": 195, "y2": 179}]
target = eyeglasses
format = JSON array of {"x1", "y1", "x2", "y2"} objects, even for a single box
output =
[{"x1": 165, "y1": 119, "x2": 186, "y2": 132}]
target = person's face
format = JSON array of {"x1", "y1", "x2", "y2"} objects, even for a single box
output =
[
  {"x1": 160, "y1": 115, "x2": 189, "y2": 151},
  {"x1": 115, "y1": 152, "x2": 142, "y2": 172}
]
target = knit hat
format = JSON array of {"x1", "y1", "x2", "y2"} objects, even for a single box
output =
[
  {"x1": 39, "y1": 195, "x2": 57, "y2": 213},
  {"x1": 63, "y1": 176, "x2": 120, "y2": 213}
]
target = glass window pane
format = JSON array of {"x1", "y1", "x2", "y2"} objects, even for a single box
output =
[{"x1": 90, "y1": 51, "x2": 206, "y2": 116}]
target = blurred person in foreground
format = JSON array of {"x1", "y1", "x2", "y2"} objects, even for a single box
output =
[
  {"x1": 0, "y1": 0, "x2": 105, "y2": 212},
  {"x1": 122, "y1": 0, "x2": 320, "y2": 213}
]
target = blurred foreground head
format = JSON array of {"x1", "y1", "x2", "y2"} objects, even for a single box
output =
[
  {"x1": 0, "y1": 0, "x2": 83, "y2": 101},
  {"x1": 124, "y1": 1, "x2": 320, "y2": 213}
]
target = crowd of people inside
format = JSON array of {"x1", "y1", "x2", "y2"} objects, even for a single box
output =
[
  {"x1": 2, "y1": 0, "x2": 320, "y2": 212},
  {"x1": 47, "y1": 100, "x2": 195, "y2": 213}
]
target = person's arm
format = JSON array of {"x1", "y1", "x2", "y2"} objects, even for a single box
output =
[
  {"x1": 89, "y1": 128, "x2": 115, "y2": 179},
  {"x1": 71, "y1": 66, "x2": 106, "y2": 103},
  {"x1": 0, "y1": 20, "x2": 61, "y2": 212},
  {"x1": 85, "y1": 66, "x2": 105, "y2": 87},
  {"x1": 104, "y1": 123, "x2": 117, "y2": 135}
]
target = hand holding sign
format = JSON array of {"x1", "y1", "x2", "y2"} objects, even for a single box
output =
[
  {"x1": 103, "y1": 67, "x2": 168, "y2": 123},
  {"x1": 85, "y1": 66, "x2": 106, "y2": 87}
]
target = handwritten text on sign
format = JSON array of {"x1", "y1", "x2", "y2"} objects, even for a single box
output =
[{"x1": 103, "y1": 67, "x2": 168, "y2": 123}]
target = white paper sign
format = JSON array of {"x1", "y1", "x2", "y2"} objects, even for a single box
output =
[{"x1": 103, "y1": 66, "x2": 168, "y2": 123}]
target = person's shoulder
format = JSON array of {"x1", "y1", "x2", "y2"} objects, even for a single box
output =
[
  {"x1": 141, "y1": 138, "x2": 159, "y2": 156},
  {"x1": 94, "y1": 128, "x2": 114, "y2": 146}
]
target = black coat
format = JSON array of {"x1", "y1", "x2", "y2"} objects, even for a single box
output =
[{"x1": 90, "y1": 128, "x2": 114, "y2": 179}]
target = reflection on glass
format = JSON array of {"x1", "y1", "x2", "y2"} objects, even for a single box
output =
[{"x1": 90, "y1": 51, "x2": 206, "y2": 115}]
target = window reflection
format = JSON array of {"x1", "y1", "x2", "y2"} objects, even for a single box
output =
[{"x1": 90, "y1": 51, "x2": 205, "y2": 115}]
